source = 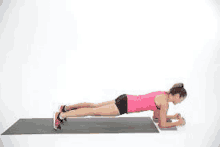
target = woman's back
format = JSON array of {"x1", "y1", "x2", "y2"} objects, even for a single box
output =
[{"x1": 127, "y1": 91, "x2": 167, "y2": 113}]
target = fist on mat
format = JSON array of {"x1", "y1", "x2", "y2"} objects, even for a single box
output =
[
  {"x1": 175, "y1": 113, "x2": 186, "y2": 126},
  {"x1": 174, "y1": 113, "x2": 181, "y2": 119}
]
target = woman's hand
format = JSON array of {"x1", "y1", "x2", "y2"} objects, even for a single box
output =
[
  {"x1": 174, "y1": 113, "x2": 181, "y2": 119},
  {"x1": 178, "y1": 117, "x2": 186, "y2": 126},
  {"x1": 175, "y1": 113, "x2": 186, "y2": 126}
]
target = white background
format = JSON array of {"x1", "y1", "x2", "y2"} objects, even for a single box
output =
[{"x1": 0, "y1": 0, "x2": 220, "y2": 146}]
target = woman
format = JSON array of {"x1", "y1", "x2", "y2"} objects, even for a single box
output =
[{"x1": 53, "y1": 83, "x2": 187, "y2": 130}]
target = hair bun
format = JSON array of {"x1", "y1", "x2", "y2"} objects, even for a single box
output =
[
  {"x1": 173, "y1": 83, "x2": 184, "y2": 88},
  {"x1": 177, "y1": 83, "x2": 183, "y2": 88},
  {"x1": 180, "y1": 83, "x2": 184, "y2": 88}
]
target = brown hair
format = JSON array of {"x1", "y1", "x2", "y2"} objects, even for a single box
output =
[{"x1": 167, "y1": 83, "x2": 187, "y2": 98}]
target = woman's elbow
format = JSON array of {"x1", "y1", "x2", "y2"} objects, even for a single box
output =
[
  {"x1": 158, "y1": 120, "x2": 166, "y2": 128},
  {"x1": 158, "y1": 123, "x2": 164, "y2": 128}
]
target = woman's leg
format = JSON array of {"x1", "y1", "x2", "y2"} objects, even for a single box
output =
[
  {"x1": 60, "y1": 103, "x2": 120, "y2": 118},
  {"x1": 61, "y1": 107, "x2": 95, "y2": 118},
  {"x1": 65, "y1": 102, "x2": 95, "y2": 111},
  {"x1": 65, "y1": 100, "x2": 115, "y2": 111}
]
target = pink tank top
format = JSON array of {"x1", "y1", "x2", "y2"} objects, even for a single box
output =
[{"x1": 127, "y1": 91, "x2": 166, "y2": 112}]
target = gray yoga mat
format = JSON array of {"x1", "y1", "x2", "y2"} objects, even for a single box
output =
[{"x1": 1, "y1": 117, "x2": 176, "y2": 135}]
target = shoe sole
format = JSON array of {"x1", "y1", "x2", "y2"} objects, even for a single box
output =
[{"x1": 53, "y1": 112, "x2": 59, "y2": 130}]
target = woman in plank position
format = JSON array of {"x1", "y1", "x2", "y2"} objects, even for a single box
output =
[{"x1": 53, "y1": 83, "x2": 187, "y2": 130}]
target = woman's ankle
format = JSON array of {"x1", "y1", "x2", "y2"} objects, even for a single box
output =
[
  {"x1": 66, "y1": 106, "x2": 76, "y2": 111},
  {"x1": 65, "y1": 106, "x2": 70, "y2": 111},
  {"x1": 60, "y1": 112, "x2": 66, "y2": 119}
]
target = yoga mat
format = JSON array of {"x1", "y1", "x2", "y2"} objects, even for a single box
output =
[{"x1": 1, "y1": 117, "x2": 176, "y2": 135}]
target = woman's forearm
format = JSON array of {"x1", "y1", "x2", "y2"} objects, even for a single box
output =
[
  {"x1": 167, "y1": 115, "x2": 176, "y2": 119},
  {"x1": 159, "y1": 121, "x2": 180, "y2": 128},
  {"x1": 154, "y1": 115, "x2": 176, "y2": 120}
]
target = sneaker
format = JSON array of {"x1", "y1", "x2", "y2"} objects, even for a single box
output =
[
  {"x1": 59, "y1": 105, "x2": 67, "y2": 122},
  {"x1": 53, "y1": 112, "x2": 62, "y2": 130},
  {"x1": 59, "y1": 105, "x2": 77, "y2": 122},
  {"x1": 59, "y1": 105, "x2": 78, "y2": 112},
  {"x1": 59, "y1": 105, "x2": 67, "y2": 113}
]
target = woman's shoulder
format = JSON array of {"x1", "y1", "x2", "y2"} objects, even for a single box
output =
[
  {"x1": 155, "y1": 92, "x2": 169, "y2": 109},
  {"x1": 156, "y1": 91, "x2": 168, "y2": 100}
]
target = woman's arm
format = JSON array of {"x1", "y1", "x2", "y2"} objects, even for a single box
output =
[
  {"x1": 153, "y1": 109, "x2": 160, "y2": 119},
  {"x1": 154, "y1": 110, "x2": 176, "y2": 120},
  {"x1": 158, "y1": 104, "x2": 181, "y2": 128},
  {"x1": 166, "y1": 115, "x2": 176, "y2": 119},
  {"x1": 159, "y1": 120, "x2": 181, "y2": 128},
  {"x1": 153, "y1": 110, "x2": 173, "y2": 121}
]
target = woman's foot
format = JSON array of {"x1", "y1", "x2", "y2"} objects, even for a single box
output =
[
  {"x1": 59, "y1": 105, "x2": 66, "y2": 112},
  {"x1": 53, "y1": 112, "x2": 63, "y2": 130},
  {"x1": 59, "y1": 105, "x2": 78, "y2": 122},
  {"x1": 60, "y1": 105, "x2": 70, "y2": 122},
  {"x1": 59, "y1": 105, "x2": 78, "y2": 112}
]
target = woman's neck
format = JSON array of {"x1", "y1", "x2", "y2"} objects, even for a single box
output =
[{"x1": 165, "y1": 91, "x2": 169, "y2": 94}]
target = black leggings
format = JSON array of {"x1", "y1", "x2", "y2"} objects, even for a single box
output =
[{"x1": 115, "y1": 94, "x2": 128, "y2": 115}]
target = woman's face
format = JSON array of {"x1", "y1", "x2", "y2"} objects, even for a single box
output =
[{"x1": 174, "y1": 95, "x2": 185, "y2": 105}]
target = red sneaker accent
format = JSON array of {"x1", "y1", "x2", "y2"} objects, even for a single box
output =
[{"x1": 54, "y1": 112, "x2": 62, "y2": 130}]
